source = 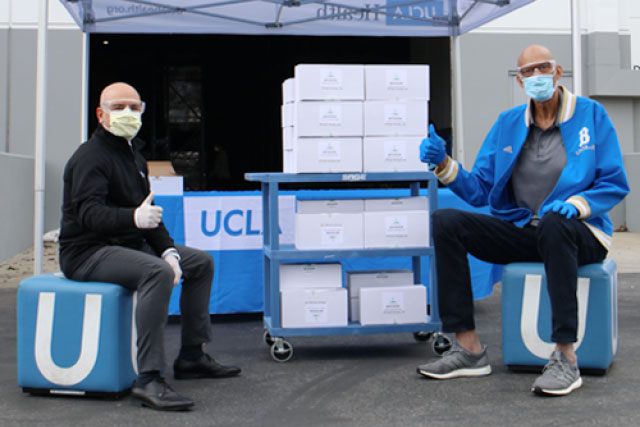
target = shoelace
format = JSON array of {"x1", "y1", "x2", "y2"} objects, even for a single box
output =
[
  {"x1": 441, "y1": 345, "x2": 464, "y2": 358},
  {"x1": 155, "y1": 376, "x2": 176, "y2": 392},
  {"x1": 542, "y1": 354, "x2": 571, "y2": 379}
]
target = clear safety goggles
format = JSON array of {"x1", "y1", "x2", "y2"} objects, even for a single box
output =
[
  {"x1": 517, "y1": 60, "x2": 556, "y2": 78},
  {"x1": 101, "y1": 98, "x2": 146, "y2": 113}
]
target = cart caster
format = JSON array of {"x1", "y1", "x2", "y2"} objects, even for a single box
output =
[
  {"x1": 413, "y1": 332, "x2": 432, "y2": 342},
  {"x1": 270, "y1": 338, "x2": 293, "y2": 362},
  {"x1": 263, "y1": 330, "x2": 275, "y2": 346},
  {"x1": 431, "y1": 333, "x2": 452, "y2": 356}
]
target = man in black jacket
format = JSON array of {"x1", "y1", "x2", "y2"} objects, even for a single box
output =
[{"x1": 59, "y1": 82, "x2": 240, "y2": 411}]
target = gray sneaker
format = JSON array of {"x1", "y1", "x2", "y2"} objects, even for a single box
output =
[
  {"x1": 416, "y1": 344, "x2": 492, "y2": 379},
  {"x1": 531, "y1": 350, "x2": 583, "y2": 396}
]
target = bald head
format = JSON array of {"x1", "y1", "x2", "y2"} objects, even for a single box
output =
[
  {"x1": 517, "y1": 45, "x2": 554, "y2": 67},
  {"x1": 99, "y1": 82, "x2": 140, "y2": 106},
  {"x1": 96, "y1": 82, "x2": 144, "y2": 137}
]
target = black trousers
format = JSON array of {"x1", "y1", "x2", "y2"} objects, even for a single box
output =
[
  {"x1": 69, "y1": 244, "x2": 214, "y2": 373},
  {"x1": 432, "y1": 209, "x2": 607, "y2": 343}
]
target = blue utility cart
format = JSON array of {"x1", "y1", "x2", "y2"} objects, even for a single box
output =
[{"x1": 244, "y1": 172, "x2": 451, "y2": 361}]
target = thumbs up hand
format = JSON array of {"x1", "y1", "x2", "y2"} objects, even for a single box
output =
[
  {"x1": 134, "y1": 192, "x2": 163, "y2": 229},
  {"x1": 420, "y1": 124, "x2": 447, "y2": 166}
]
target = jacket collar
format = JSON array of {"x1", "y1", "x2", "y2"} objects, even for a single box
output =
[
  {"x1": 93, "y1": 126, "x2": 145, "y2": 151},
  {"x1": 524, "y1": 86, "x2": 577, "y2": 127}
]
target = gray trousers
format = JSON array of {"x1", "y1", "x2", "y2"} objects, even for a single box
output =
[{"x1": 70, "y1": 244, "x2": 214, "y2": 373}]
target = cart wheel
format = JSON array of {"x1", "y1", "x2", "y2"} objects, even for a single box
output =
[
  {"x1": 263, "y1": 330, "x2": 275, "y2": 346},
  {"x1": 270, "y1": 340, "x2": 293, "y2": 362},
  {"x1": 413, "y1": 332, "x2": 432, "y2": 342},
  {"x1": 431, "y1": 333, "x2": 452, "y2": 356}
]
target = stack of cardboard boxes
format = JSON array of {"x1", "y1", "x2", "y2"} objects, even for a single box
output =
[
  {"x1": 280, "y1": 64, "x2": 430, "y2": 328},
  {"x1": 281, "y1": 64, "x2": 429, "y2": 173},
  {"x1": 280, "y1": 264, "x2": 427, "y2": 328}
]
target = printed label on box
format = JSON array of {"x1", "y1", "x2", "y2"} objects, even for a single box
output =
[
  {"x1": 321, "y1": 225, "x2": 344, "y2": 245},
  {"x1": 384, "y1": 104, "x2": 407, "y2": 126},
  {"x1": 382, "y1": 292, "x2": 405, "y2": 314},
  {"x1": 383, "y1": 140, "x2": 407, "y2": 161},
  {"x1": 385, "y1": 215, "x2": 408, "y2": 237},
  {"x1": 318, "y1": 104, "x2": 343, "y2": 126},
  {"x1": 320, "y1": 68, "x2": 343, "y2": 89},
  {"x1": 305, "y1": 302, "x2": 329, "y2": 323},
  {"x1": 386, "y1": 69, "x2": 408, "y2": 91},
  {"x1": 318, "y1": 140, "x2": 341, "y2": 161}
]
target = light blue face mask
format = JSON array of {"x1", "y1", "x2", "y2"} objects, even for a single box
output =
[{"x1": 523, "y1": 74, "x2": 555, "y2": 101}]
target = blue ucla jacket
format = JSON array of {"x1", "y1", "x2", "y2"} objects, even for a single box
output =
[{"x1": 436, "y1": 87, "x2": 629, "y2": 249}]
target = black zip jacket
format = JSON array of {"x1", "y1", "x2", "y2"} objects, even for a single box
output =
[{"x1": 59, "y1": 126, "x2": 175, "y2": 276}]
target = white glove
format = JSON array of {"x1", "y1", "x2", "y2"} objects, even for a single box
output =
[
  {"x1": 134, "y1": 192, "x2": 163, "y2": 229},
  {"x1": 163, "y1": 253, "x2": 182, "y2": 286}
]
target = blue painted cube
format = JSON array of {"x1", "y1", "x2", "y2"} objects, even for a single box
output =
[
  {"x1": 501, "y1": 259, "x2": 617, "y2": 372},
  {"x1": 17, "y1": 274, "x2": 137, "y2": 395}
]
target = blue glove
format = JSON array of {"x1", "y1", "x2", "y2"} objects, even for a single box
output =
[
  {"x1": 419, "y1": 124, "x2": 447, "y2": 165},
  {"x1": 541, "y1": 200, "x2": 579, "y2": 219}
]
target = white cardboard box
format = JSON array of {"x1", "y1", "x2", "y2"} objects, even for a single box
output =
[
  {"x1": 363, "y1": 210, "x2": 429, "y2": 248},
  {"x1": 295, "y1": 101, "x2": 363, "y2": 137},
  {"x1": 360, "y1": 285, "x2": 427, "y2": 325},
  {"x1": 281, "y1": 103, "x2": 294, "y2": 128},
  {"x1": 295, "y1": 212, "x2": 364, "y2": 250},
  {"x1": 346, "y1": 270, "x2": 414, "y2": 322},
  {"x1": 281, "y1": 288, "x2": 348, "y2": 328},
  {"x1": 364, "y1": 100, "x2": 428, "y2": 137},
  {"x1": 283, "y1": 148, "x2": 295, "y2": 173},
  {"x1": 294, "y1": 64, "x2": 364, "y2": 101},
  {"x1": 282, "y1": 78, "x2": 295, "y2": 104},
  {"x1": 364, "y1": 197, "x2": 428, "y2": 212},
  {"x1": 293, "y1": 137, "x2": 363, "y2": 173},
  {"x1": 365, "y1": 65, "x2": 430, "y2": 100},
  {"x1": 363, "y1": 136, "x2": 429, "y2": 172},
  {"x1": 282, "y1": 126, "x2": 294, "y2": 150},
  {"x1": 280, "y1": 263, "x2": 343, "y2": 290},
  {"x1": 149, "y1": 176, "x2": 184, "y2": 196},
  {"x1": 297, "y1": 199, "x2": 364, "y2": 214}
]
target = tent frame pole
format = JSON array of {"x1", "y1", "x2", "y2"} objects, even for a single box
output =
[
  {"x1": 34, "y1": 0, "x2": 49, "y2": 275},
  {"x1": 571, "y1": 0, "x2": 582, "y2": 96}
]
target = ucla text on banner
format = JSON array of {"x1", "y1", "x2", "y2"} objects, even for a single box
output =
[{"x1": 184, "y1": 195, "x2": 295, "y2": 250}]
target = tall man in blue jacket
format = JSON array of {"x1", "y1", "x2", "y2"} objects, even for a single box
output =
[
  {"x1": 416, "y1": 45, "x2": 629, "y2": 396},
  {"x1": 59, "y1": 82, "x2": 241, "y2": 411}
]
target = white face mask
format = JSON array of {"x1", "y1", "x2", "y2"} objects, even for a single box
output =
[{"x1": 106, "y1": 107, "x2": 142, "y2": 140}]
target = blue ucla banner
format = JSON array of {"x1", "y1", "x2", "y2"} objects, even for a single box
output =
[{"x1": 156, "y1": 189, "x2": 498, "y2": 315}]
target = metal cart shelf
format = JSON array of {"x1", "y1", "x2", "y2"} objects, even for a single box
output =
[{"x1": 244, "y1": 172, "x2": 450, "y2": 362}]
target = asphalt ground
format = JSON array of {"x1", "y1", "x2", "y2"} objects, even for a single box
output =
[{"x1": 2, "y1": 273, "x2": 640, "y2": 427}]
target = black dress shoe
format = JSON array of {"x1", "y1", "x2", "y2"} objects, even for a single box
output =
[
  {"x1": 174, "y1": 353, "x2": 242, "y2": 379},
  {"x1": 131, "y1": 377, "x2": 194, "y2": 411}
]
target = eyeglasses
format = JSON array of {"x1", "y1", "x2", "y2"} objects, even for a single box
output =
[
  {"x1": 517, "y1": 60, "x2": 556, "y2": 78},
  {"x1": 101, "y1": 98, "x2": 146, "y2": 113}
]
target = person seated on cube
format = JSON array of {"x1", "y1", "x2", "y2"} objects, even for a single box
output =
[
  {"x1": 416, "y1": 45, "x2": 629, "y2": 396},
  {"x1": 59, "y1": 82, "x2": 241, "y2": 411}
]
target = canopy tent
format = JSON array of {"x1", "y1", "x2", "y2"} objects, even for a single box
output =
[
  {"x1": 34, "y1": 0, "x2": 541, "y2": 272},
  {"x1": 60, "y1": 0, "x2": 535, "y2": 36}
]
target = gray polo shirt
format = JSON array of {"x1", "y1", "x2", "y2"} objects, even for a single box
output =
[{"x1": 511, "y1": 91, "x2": 567, "y2": 224}]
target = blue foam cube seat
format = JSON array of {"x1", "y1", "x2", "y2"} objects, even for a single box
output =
[
  {"x1": 501, "y1": 259, "x2": 617, "y2": 373},
  {"x1": 17, "y1": 274, "x2": 137, "y2": 396}
]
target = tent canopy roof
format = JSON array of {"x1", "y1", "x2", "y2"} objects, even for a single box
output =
[{"x1": 60, "y1": 0, "x2": 535, "y2": 37}]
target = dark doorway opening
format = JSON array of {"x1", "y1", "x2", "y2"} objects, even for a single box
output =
[{"x1": 89, "y1": 34, "x2": 451, "y2": 190}]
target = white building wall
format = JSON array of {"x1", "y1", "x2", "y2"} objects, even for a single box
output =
[{"x1": 0, "y1": 0, "x2": 83, "y2": 263}]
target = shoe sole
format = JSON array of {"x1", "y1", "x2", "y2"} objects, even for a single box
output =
[
  {"x1": 138, "y1": 401, "x2": 194, "y2": 411},
  {"x1": 417, "y1": 365, "x2": 492, "y2": 380},
  {"x1": 131, "y1": 395, "x2": 194, "y2": 411},
  {"x1": 532, "y1": 376, "x2": 583, "y2": 396}
]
